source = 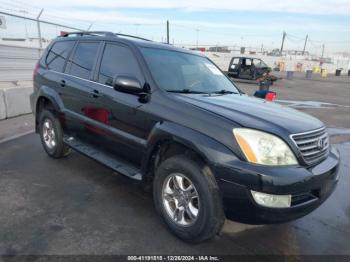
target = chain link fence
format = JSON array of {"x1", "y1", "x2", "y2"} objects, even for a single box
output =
[
  {"x1": 0, "y1": 10, "x2": 82, "y2": 49},
  {"x1": 0, "y1": 11, "x2": 83, "y2": 82},
  {"x1": 0, "y1": 10, "x2": 349, "y2": 82}
]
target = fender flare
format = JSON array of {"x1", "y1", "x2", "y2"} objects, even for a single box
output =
[
  {"x1": 33, "y1": 85, "x2": 64, "y2": 115},
  {"x1": 32, "y1": 86, "x2": 65, "y2": 132},
  {"x1": 141, "y1": 121, "x2": 238, "y2": 177}
]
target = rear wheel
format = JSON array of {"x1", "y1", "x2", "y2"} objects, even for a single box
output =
[
  {"x1": 39, "y1": 109, "x2": 71, "y2": 158},
  {"x1": 153, "y1": 154, "x2": 225, "y2": 242}
]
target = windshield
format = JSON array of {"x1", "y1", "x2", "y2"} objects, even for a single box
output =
[
  {"x1": 253, "y1": 59, "x2": 268, "y2": 68},
  {"x1": 141, "y1": 47, "x2": 239, "y2": 94}
]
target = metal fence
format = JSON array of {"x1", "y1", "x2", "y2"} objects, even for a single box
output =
[
  {"x1": 0, "y1": 10, "x2": 349, "y2": 82},
  {"x1": 0, "y1": 11, "x2": 82, "y2": 48},
  {"x1": 0, "y1": 11, "x2": 83, "y2": 82}
]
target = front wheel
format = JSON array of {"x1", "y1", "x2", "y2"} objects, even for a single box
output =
[{"x1": 153, "y1": 155, "x2": 225, "y2": 242}]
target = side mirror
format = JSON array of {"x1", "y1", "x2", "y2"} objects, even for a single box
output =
[{"x1": 113, "y1": 75, "x2": 143, "y2": 94}]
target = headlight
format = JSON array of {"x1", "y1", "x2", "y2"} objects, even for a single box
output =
[{"x1": 233, "y1": 128, "x2": 297, "y2": 166}]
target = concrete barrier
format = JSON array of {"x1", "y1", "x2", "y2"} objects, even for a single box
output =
[
  {"x1": 0, "y1": 89, "x2": 6, "y2": 120},
  {"x1": 3, "y1": 87, "x2": 33, "y2": 118}
]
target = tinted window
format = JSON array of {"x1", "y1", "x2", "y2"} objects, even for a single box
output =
[
  {"x1": 141, "y1": 48, "x2": 239, "y2": 94},
  {"x1": 46, "y1": 41, "x2": 74, "y2": 72},
  {"x1": 69, "y1": 42, "x2": 100, "y2": 79},
  {"x1": 253, "y1": 59, "x2": 268, "y2": 68},
  {"x1": 230, "y1": 58, "x2": 240, "y2": 69},
  {"x1": 245, "y1": 59, "x2": 252, "y2": 66},
  {"x1": 98, "y1": 44, "x2": 143, "y2": 86},
  {"x1": 232, "y1": 58, "x2": 239, "y2": 65}
]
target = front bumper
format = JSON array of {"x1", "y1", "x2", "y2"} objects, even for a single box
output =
[{"x1": 214, "y1": 146, "x2": 340, "y2": 224}]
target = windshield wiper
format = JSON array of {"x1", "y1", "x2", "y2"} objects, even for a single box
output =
[
  {"x1": 166, "y1": 89, "x2": 207, "y2": 94},
  {"x1": 210, "y1": 90, "x2": 238, "y2": 95}
]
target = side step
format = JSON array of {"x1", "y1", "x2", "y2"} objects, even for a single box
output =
[{"x1": 64, "y1": 136, "x2": 142, "y2": 181}]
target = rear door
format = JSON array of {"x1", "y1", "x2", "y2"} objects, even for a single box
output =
[
  {"x1": 43, "y1": 40, "x2": 75, "y2": 133},
  {"x1": 239, "y1": 58, "x2": 253, "y2": 79},
  {"x1": 61, "y1": 40, "x2": 102, "y2": 139}
]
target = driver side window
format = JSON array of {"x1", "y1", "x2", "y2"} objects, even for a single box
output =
[
  {"x1": 98, "y1": 43, "x2": 143, "y2": 87},
  {"x1": 253, "y1": 59, "x2": 262, "y2": 67}
]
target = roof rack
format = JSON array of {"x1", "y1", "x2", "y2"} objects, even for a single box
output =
[
  {"x1": 114, "y1": 33, "x2": 152, "y2": 42},
  {"x1": 61, "y1": 31, "x2": 115, "y2": 37},
  {"x1": 60, "y1": 31, "x2": 153, "y2": 42}
]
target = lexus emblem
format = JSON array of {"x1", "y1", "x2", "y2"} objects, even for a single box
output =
[{"x1": 317, "y1": 137, "x2": 326, "y2": 150}]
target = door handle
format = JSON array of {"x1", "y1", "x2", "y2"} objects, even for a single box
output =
[
  {"x1": 60, "y1": 80, "x2": 66, "y2": 87},
  {"x1": 91, "y1": 89, "x2": 101, "y2": 98}
]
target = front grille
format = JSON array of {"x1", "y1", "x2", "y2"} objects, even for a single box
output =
[{"x1": 290, "y1": 127, "x2": 329, "y2": 165}]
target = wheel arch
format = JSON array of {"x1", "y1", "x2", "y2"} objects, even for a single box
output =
[
  {"x1": 141, "y1": 121, "x2": 238, "y2": 184},
  {"x1": 34, "y1": 86, "x2": 64, "y2": 132}
]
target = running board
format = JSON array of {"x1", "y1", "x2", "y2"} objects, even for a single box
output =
[{"x1": 63, "y1": 136, "x2": 142, "y2": 181}]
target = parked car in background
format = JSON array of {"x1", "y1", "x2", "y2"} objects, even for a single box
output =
[
  {"x1": 30, "y1": 32, "x2": 339, "y2": 243},
  {"x1": 228, "y1": 56, "x2": 276, "y2": 81}
]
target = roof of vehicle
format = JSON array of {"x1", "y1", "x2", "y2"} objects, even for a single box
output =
[
  {"x1": 56, "y1": 31, "x2": 202, "y2": 56},
  {"x1": 232, "y1": 56, "x2": 263, "y2": 60}
]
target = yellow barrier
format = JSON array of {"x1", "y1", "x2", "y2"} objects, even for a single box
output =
[
  {"x1": 321, "y1": 69, "x2": 328, "y2": 78},
  {"x1": 277, "y1": 61, "x2": 285, "y2": 71},
  {"x1": 313, "y1": 66, "x2": 321, "y2": 74}
]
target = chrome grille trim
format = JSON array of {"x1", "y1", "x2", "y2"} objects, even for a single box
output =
[{"x1": 290, "y1": 127, "x2": 330, "y2": 165}]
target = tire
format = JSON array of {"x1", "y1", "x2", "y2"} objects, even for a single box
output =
[
  {"x1": 153, "y1": 154, "x2": 225, "y2": 243},
  {"x1": 39, "y1": 109, "x2": 71, "y2": 158}
]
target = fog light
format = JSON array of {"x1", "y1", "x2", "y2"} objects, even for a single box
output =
[{"x1": 251, "y1": 190, "x2": 291, "y2": 208}]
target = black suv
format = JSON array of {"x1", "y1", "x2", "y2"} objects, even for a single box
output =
[{"x1": 30, "y1": 31, "x2": 340, "y2": 242}]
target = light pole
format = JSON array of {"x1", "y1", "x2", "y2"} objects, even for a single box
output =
[
  {"x1": 302, "y1": 34, "x2": 308, "y2": 56},
  {"x1": 166, "y1": 20, "x2": 169, "y2": 44},
  {"x1": 280, "y1": 31, "x2": 286, "y2": 56},
  {"x1": 36, "y1": 9, "x2": 44, "y2": 51},
  {"x1": 19, "y1": 10, "x2": 29, "y2": 39},
  {"x1": 87, "y1": 22, "x2": 94, "y2": 31}
]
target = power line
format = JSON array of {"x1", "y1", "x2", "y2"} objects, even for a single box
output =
[
  {"x1": 0, "y1": 0, "x2": 39, "y2": 16},
  {"x1": 309, "y1": 37, "x2": 350, "y2": 44},
  {"x1": 286, "y1": 33, "x2": 305, "y2": 41},
  {"x1": 6, "y1": 0, "x2": 42, "y2": 10},
  {"x1": 286, "y1": 36, "x2": 302, "y2": 43}
]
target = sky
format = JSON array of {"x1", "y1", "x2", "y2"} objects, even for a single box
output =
[{"x1": 1, "y1": 0, "x2": 350, "y2": 54}]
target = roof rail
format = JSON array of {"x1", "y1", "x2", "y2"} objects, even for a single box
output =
[
  {"x1": 61, "y1": 31, "x2": 115, "y2": 37},
  {"x1": 60, "y1": 31, "x2": 153, "y2": 42},
  {"x1": 115, "y1": 33, "x2": 152, "y2": 42}
]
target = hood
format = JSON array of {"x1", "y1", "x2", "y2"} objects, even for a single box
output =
[{"x1": 175, "y1": 94, "x2": 324, "y2": 134}]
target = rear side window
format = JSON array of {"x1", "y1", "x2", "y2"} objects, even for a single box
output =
[
  {"x1": 98, "y1": 44, "x2": 143, "y2": 86},
  {"x1": 232, "y1": 58, "x2": 239, "y2": 65},
  {"x1": 230, "y1": 58, "x2": 240, "y2": 69},
  {"x1": 69, "y1": 42, "x2": 100, "y2": 80},
  {"x1": 46, "y1": 41, "x2": 75, "y2": 72}
]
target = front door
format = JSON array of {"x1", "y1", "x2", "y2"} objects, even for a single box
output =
[
  {"x1": 239, "y1": 58, "x2": 254, "y2": 79},
  {"x1": 83, "y1": 42, "x2": 148, "y2": 166}
]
